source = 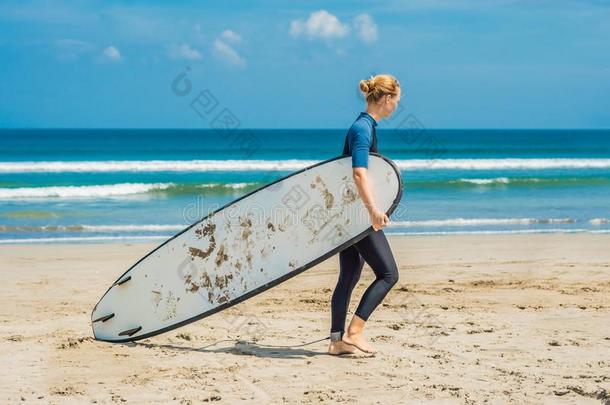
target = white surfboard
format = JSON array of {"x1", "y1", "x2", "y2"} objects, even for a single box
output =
[{"x1": 91, "y1": 153, "x2": 403, "y2": 342}]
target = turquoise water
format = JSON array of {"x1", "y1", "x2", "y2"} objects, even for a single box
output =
[{"x1": 1, "y1": 128, "x2": 609, "y2": 243}]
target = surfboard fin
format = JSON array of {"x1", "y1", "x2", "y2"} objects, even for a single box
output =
[
  {"x1": 118, "y1": 326, "x2": 142, "y2": 337},
  {"x1": 92, "y1": 313, "x2": 114, "y2": 323},
  {"x1": 115, "y1": 275, "x2": 132, "y2": 286}
]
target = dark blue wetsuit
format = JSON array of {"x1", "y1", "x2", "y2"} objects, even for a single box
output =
[{"x1": 330, "y1": 112, "x2": 400, "y2": 341}]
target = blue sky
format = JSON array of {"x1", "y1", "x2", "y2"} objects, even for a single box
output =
[{"x1": 1, "y1": 0, "x2": 609, "y2": 129}]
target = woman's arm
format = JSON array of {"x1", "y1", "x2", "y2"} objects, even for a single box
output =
[
  {"x1": 349, "y1": 124, "x2": 389, "y2": 231},
  {"x1": 353, "y1": 167, "x2": 389, "y2": 231}
]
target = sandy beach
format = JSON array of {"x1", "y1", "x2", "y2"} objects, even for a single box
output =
[{"x1": 1, "y1": 234, "x2": 609, "y2": 404}]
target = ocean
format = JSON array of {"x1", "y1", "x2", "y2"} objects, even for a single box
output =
[{"x1": 1, "y1": 128, "x2": 609, "y2": 244}]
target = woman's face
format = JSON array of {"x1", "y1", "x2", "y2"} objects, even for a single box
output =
[{"x1": 380, "y1": 87, "x2": 401, "y2": 118}]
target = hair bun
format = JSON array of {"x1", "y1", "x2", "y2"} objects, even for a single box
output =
[
  {"x1": 359, "y1": 79, "x2": 370, "y2": 94},
  {"x1": 358, "y1": 74, "x2": 400, "y2": 104}
]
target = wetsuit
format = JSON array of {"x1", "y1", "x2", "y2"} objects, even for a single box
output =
[{"x1": 330, "y1": 112, "x2": 400, "y2": 342}]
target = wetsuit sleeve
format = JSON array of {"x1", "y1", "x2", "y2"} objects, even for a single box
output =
[{"x1": 349, "y1": 125, "x2": 372, "y2": 168}]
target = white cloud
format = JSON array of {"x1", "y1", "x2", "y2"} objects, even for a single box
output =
[
  {"x1": 213, "y1": 39, "x2": 246, "y2": 67},
  {"x1": 353, "y1": 13, "x2": 378, "y2": 43},
  {"x1": 220, "y1": 29, "x2": 242, "y2": 44},
  {"x1": 102, "y1": 45, "x2": 121, "y2": 61},
  {"x1": 211, "y1": 29, "x2": 245, "y2": 68},
  {"x1": 289, "y1": 10, "x2": 349, "y2": 40},
  {"x1": 169, "y1": 43, "x2": 202, "y2": 60}
]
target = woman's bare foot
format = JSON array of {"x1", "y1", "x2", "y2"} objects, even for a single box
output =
[
  {"x1": 342, "y1": 331, "x2": 376, "y2": 353},
  {"x1": 328, "y1": 340, "x2": 357, "y2": 355},
  {"x1": 343, "y1": 314, "x2": 376, "y2": 353}
]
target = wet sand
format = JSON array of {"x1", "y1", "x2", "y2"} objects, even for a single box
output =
[{"x1": 1, "y1": 234, "x2": 609, "y2": 404}]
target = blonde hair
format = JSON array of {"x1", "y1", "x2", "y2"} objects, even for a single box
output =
[{"x1": 359, "y1": 74, "x2": 400, "y2": 104}]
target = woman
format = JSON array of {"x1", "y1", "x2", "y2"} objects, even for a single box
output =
[{"x1": 329, "y1": 74, "x2": 402, "y2": 355}]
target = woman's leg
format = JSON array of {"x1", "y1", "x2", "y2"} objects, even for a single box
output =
[
  {"x1": 328, "y1": 244, "x2": 364, "y2": 355},
  {"x1": 330, "y1": 244, "x2": 364, "y2": 337},
  {"x1": 353, "y1": 229, "x2": 400, "y2": 320},
  {"x1": 343, "y1": 230, "x2": 399, "y2": 352}
]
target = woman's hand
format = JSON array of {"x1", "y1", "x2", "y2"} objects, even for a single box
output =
[{"x1": 369, "y1": 207, "x2": 389, "y2": 231}]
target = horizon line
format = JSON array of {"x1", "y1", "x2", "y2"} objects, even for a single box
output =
[{"x1": 1, "y1": 127, "x2": 610, "y2": 131}]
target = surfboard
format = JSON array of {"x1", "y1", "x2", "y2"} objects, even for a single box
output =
[{"x1": 91, "y1": 153, "x2": 403, "y2": 342}]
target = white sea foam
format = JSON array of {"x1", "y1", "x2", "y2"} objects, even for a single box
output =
[
  {"x1": 2, "y1": 228, "x2": 609, "y2": 243},
  {"x1": 0, "y1": 182, "x2": 258, "y2": 199},
  {"x1": 0, "y1": 235, "x2": 170, "y2": 244},
  {"x1": 454, "y1": 177, "x2": 511, "y2": 185},
  {"x1": 82, "y1": 224, "x2": 185, "y2": 232},
  {"x1": 0, "y1": 183, "x2": 172, "y2": 199},
  {"x1": 1, "y1": 158, "x2": 610, "y2": 173},
  {"x1": 197, "y1": 182, "x2": 255, "y2": 189},
  {"x1": 396, "y1": 158, "x2": 610, "y2": 170},
  {"x1": 388, "y1": 218, "x2": 576, "y2": 227},
  {"x1": 389, "y1": 229, "x2": 610, "y2": 236},
  {"x1": 0, "y1": 159, "x2": 315, "y2": 173},
  {"x1": 0, "y1": 224, "x2": 186, "y2": 233},
  {"x1": 0, "y1": 217, "x2": 597, "y2": 234}
]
